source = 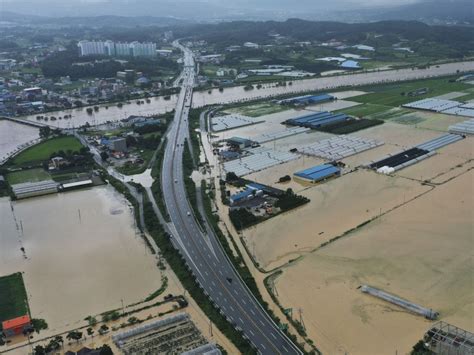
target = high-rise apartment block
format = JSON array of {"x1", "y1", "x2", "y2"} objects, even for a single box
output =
[{"x1": 78, "y1": 40, "x2": 156, "y2": 57}]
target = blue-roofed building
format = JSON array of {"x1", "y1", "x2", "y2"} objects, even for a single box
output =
[
  {"x1": 227, "y1": 137, "x2": 254, "y2": 149},
  {"x1": 294, "y1": 164, "x2": 340, "y2": 184},
  {"x1": 230, "y1": 184, "x2": 263, "y2": 205},
  {"x1": 340, "y1": 60, "x2": 361, "y2": 69},
  {"x1": 285, "y1": 111, "x2": 351, "y2": 129},
  {"x1": 278, "y1": 94, "x2": 334, "y2": 106}
]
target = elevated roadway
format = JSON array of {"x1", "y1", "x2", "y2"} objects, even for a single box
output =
[{"x1": 159, "y1": 42, "x2": 302, "y2": 354}]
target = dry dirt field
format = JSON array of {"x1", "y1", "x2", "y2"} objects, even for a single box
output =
[{"x1": 274, "y1": 170, "x2": 473, "y2": 355}]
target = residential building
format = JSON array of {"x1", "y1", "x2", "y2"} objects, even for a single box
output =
[{"x1": 78, "y1": 40, "x2": 156, "y2": 57}]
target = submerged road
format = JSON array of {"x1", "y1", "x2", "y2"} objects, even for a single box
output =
[{"x1": 158, "y1": 42, "x2": 302, "y2": 354}]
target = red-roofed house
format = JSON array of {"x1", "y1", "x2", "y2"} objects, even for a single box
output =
[{"x1": 2, "y1": 315, "x2": 32, "y2": 337}]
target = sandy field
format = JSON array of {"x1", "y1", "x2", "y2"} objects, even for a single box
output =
[
  {"x1": 0, "y1": 186, "x2": 163, "y2": 332},
  {"x1": 244, "y1": 170, "x2": 430, "y2": 270},
  {"x1": 274, "y1": 170, "x2": 474, "y2": 355}
]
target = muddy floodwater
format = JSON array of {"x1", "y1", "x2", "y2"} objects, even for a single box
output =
[
  {"x1": 0, "y1": 120, "x2": 39, "y2": 161},
  {"x1": 21, "y1": 95, "x2": 179, "y2": 129},
  {"x1": 18, "y1": 61, "x2": 474, "y2": 129},
  {"x1": 192, "y1": 61, "x2": 474, "y2": 107},
  {"x1": 0, "y1": 185, "x2": 162, "y2": 331}
]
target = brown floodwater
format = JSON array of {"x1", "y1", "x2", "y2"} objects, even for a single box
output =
[
  {"x1": 17, "y1": 61, "x2": 474, "y2": 130},
  {"x1": 0, "y1": 185, "x2": 162, "y2": 331},
  {"x1": 0, "y1": 120, "x2": 39, "y2": 161}
]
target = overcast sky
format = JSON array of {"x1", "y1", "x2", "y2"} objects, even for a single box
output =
[{"x1": 0, "y1": 0, "x2": 451, "y2": 18}]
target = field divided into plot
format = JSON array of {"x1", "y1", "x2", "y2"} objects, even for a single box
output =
[
  {"x1": 353, "y1": 77, "x2": 472, "y2": 107},
  {"x1": 0, "y1": 272, "x2": 29, "y2": 324}
]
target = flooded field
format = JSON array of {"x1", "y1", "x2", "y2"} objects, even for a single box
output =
[
  {"x1": 274, "y1": 170, "x2": 474, "y2": 355},
  {"x1": 0, "y1": 185, "x2": 163, "y2": 332},
  {"x1": 0, "y1": 120, "x2": 39, "y2": 161},
  {"x1": 244, "y1": 170, "x2": 430, "y2": 270}
]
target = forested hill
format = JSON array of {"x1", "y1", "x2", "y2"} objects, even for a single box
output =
[{"x1": 176, "y1": 19, "x2": 474, "y2": 56}]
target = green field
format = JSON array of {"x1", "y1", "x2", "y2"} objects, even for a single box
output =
[
  {"x1": 11, "y1": 136, "x2": 83, "y2": 166},
  {"x1": 0, "y1": 273, "x2": 30, "y2": 325},
  {"x1": 7, "y1": 168, "x2": 52, "y2": 185},
  {"x1": 228, "y1": 102, "x2": 290, "y2": 117},
  {"x1": 353, "y1": 77, "x2": 472, "y2": 107}
]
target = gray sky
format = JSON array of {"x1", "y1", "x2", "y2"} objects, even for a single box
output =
[{"x1": 0, "y1": 0, "x2": 448, "y2": 19}]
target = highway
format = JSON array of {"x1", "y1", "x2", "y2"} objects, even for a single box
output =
[{"x1": 159, "y1": 41, "x2": 302, "y2": 354}]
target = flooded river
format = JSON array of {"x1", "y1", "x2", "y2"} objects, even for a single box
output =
[
  {"x1": 20, "y1": 95, "x2": 179, "y2": 129},
  {"x1": 15, "y1": 60, "x2": 474, "y2": 130},
  {"x1": 0, "y1": 185, "x2": 162, "y2": 331},
  {"x1": 0, "y1": 120, "x2": 39, "y2": 162},
  {"x1": 192, "y1": 61, "x2": 474, "y2": 107}
]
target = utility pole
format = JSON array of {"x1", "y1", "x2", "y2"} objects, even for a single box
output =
[{"x1": 298, "y1": 308, "x2": 306, "y2": 331}]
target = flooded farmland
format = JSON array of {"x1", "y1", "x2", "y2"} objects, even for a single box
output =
[{"x1": 0, "y1": 185, "x2": 163, "y2": 332}]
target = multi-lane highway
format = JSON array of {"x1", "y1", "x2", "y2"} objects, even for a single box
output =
[{"x1": 159, "y1": 41, "x2": 302, "y2": 354}]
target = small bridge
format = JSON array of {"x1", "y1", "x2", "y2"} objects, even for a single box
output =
[{"x1": 1, "y1": 116, "x2": 49, "y2": 128}]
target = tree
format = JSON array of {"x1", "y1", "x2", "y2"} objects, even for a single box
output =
[
  {"x1": 45, "y1": 338, "x2": 60, "y2": 352},
  {"x1": 39, "y1": 126, "x2": 51, "y2": 139},
  {"x1": 66, "y1": 330, "x2": 83, "y2": 343},
  {"x1": 33, "y1": 345, "x2": 46, "y2": 355},
  {"x1": 100, "y1": 151, "x2": 109, "y2": 161},
  {"x1": 99, "y1": 344, "x2": 114, "y2": 355},
  {"x1": 87, "y1": 327, "x2": 94, "y2": 338}
]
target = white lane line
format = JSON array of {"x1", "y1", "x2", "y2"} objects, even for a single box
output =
[{"x1": 271, "y1": 333, "x2": 277, "y2": 340}]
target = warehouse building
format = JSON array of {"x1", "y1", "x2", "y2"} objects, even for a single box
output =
[
  {"x1": 278, "y1": 94, "x2": 334, "y2": 106},
  {"x1": 227, "y1": 137, "x2": 255, "y2": 149},
  {"x1": 12, "y1": 180, "x2": 59, "y2": 200},
  {"x1": 285, "y1": 111, "x2": 351, "y2": 129},
  {"x1": 2, "y1": 315, "x2": 32, "y2": 337},
  {"x1": 230, "y1": 184, "x2": 263, "y2": 205},
  {"x1": 294, "y1": 164, "x2": 341, "y2": 184}
]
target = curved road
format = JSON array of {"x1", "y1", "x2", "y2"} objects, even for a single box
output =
[{"x1": 160, "y1": 42, "x2": 302, "y2": 354}]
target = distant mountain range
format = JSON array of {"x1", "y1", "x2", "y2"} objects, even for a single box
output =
[
  {"x1": 0, "y1": 11, "x2": 190, "y2": 28},
  {"x1": 363, "y1": 0, "x2": 474, "y2": 24},
  {"x1": 1, "y1": 0, "x2": 472, "y2": 26}
]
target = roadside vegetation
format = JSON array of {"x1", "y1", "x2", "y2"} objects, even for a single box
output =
[{"x1": 142, "y1": 193, "x2": 258, "y2": 354}]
